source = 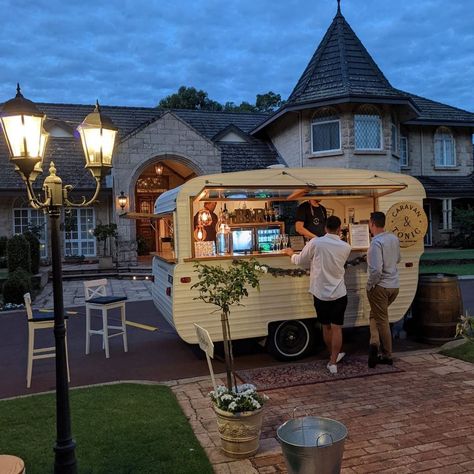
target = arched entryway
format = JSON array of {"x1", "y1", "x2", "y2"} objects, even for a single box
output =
[{"x1": 134, "y1": 159, "x2": 197, "y2": 256}]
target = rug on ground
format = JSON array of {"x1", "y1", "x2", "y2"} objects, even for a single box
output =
[{"x1": 236, "y1": 355, "x2": 403, "y2": 391}]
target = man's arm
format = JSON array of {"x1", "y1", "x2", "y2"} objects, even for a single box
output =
[
  {"x1": 295, "y1": 221, "x2": 316, "y2": 240},
  {"x1": 367, "y1": 241, "x2": 383, "y2": 290},
  {"x1": 283, "y1": 239, "x2": 315, "y2": 268}
]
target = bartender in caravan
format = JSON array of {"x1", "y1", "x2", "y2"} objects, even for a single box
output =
[
  {"x1": 295, "y1": 199, "x2": 328, "y2": 240},
  {"x1": 193, "y1": 201, "x2": 218, "y2": 242}
]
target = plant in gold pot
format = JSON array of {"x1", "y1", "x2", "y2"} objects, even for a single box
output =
[{"x1": 192, "y1": 259, "x2": 268, "y2": 458}]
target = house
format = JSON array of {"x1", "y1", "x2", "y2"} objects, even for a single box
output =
[{"x1": 0, "y1": 2, "x2": 472, "y2": 263}]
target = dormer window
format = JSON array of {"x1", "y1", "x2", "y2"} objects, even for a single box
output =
[
  {"x1": 354, "y1": 105, "x2": 382, "y2": 151},
  {"x1": 311, "y1": 108, "x2": 341, "y2": 153},
  {"x1": 434, "y1": 127, "x2": 455, "y2": 167},
  {"x1": 400, "y1": 136, "x2": 409, "y2": 167}
]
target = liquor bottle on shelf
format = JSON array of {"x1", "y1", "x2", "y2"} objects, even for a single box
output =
[{"x1": 264, "y1": 202, "x2": 270, "y2": 222}]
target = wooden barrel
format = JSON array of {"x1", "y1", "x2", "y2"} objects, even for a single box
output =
[{"x1": 413, "y1": 273, "x2": 463, "y2": 343}]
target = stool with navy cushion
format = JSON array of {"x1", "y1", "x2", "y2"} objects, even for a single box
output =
[
  {"x1": 24, "y1": 292, "x2": 70, "y2": 388},
  {"x1": 84, "y1": 279, "x2": 128, "y2": 358}
]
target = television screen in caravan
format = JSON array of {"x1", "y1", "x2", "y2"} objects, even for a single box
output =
[{"x1": 231, "y1": 229, "x2": 253, "y2": 253}]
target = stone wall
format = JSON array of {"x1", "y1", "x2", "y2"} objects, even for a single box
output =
[
  {"x1": 402, "y1": 125, "x2": 473, "y2": 177},
  {"x1": 112, "y1": 111, "x2": 222, "y2": 264}
]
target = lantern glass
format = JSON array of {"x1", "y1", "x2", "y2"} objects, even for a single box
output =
[
  {"x1": 79, "y1": 126, "x2": 117, "y2": 167},
  {"x1": 118, "y1": 192, "x2": 127, "y2": 210},
  {"x1": 1, "y1": 114, "x2": 45, "y2": 159}
]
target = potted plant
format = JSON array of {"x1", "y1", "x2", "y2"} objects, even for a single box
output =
[
  {"x1": 192, "y1": 259, "x2": 268, "y2": 458},
  {"x1": 93, "y1": 223, "x2": 118, "y2": 269}
]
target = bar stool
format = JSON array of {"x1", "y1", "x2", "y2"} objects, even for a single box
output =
[
  {"x1": 24, "y1": 293, "x2": 70, "y2": 389},
  {"x1": 84, "y1": 279, "x2": 128, "y2": 358}
]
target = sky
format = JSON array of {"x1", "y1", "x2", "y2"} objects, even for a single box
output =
[{"x1": 0, "y1": 0, "x2": 473, "y2": 111}]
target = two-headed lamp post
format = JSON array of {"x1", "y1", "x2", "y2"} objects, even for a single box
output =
[{"x1": 0, "y1": 85, "x2": 118, "y2": 474}]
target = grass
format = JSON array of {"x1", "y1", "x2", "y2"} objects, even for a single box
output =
[
  {"x1": 440, "y1": 341, "x2": 474, "y2": 363},
  {"x1": 0, "y1": 383, "x2": 213, "y2": 474},
  {"x1": 421, "y1": 249, "x2": 474, "y2": 261},
  {"x1": 420, "y1": 264, "x2": 474, "y2": 276}
]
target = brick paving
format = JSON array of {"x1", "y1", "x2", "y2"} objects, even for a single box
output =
[{"x1": 170, "y1": 351, "x2": 474, "y2": 473}]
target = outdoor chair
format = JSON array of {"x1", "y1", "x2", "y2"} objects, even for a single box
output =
[
  {"x1": 24, "y1": 292, "x2": 70, "y2": 388},
  {"x1": 84, "y1": 279, "x2": 128, "y2": 358}
]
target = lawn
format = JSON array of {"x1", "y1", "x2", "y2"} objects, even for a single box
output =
[
  {"x1": 421, "y1": 249, "x2": 474, "y2": 261},
  {"x1": 0, "y1": 383, "x2": 213, "y2": 474},
  {"x1": 420, "y1": 264, "x2": 474, "y2": 276},
  {"x1": 440, "y1": 341, "x2": 474, "y2": 363}
]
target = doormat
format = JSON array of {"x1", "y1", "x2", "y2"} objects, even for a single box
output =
[{"x1": 236, "y1": 356, "x2": 403, "y2": 391}]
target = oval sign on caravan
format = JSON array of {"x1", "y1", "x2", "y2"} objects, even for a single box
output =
[{"x1": 386, "y1": 201, "x2": 428, "y2": 248}]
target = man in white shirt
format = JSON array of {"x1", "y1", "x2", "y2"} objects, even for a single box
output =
[{"x1": 284, "y1": 215, "x2": 351, "y2": 374}]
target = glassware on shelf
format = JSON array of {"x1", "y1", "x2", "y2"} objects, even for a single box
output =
[{"x1": 282, "y1": 234, "x2": 289, "y2": 249}]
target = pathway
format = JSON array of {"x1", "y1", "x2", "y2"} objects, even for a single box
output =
[
  {"x1": 34, "y1": 278, "x2": 153, "y2": 308},
  {"x1": 171, "y1": 351, "x2": 474, "y2": 473}
]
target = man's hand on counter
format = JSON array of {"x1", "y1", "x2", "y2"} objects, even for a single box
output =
[{"x1": 283, "y1": 248, "x2": 294, "y2": 257}]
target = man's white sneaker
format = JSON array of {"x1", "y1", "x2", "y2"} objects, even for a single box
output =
[
  {"x1": 336, "y1": 352, "x2": 346, "y2": 363},
  {"x1": 327, "y1": 363, "x2": 337, "y2": 374}
]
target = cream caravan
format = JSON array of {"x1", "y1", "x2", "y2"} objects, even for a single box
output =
[{"x1": 152, "y1": 168, "x2": 426, "y2": 360}]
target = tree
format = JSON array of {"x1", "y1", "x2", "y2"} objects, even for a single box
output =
[
  {"x1": 255, "y1": 91, "x2": 285, "y2": 112},
  {"x1": 158, "y1": 86, "x2": 223, "y2": 111}
]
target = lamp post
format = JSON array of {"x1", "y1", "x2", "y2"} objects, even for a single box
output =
[{"x1": 0, "y1": 85, "x2": 118, "y2": 474}]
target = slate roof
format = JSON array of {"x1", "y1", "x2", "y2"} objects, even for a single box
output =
[
  {"x1": 0, "y1": 103, "x2": 277, "y2": 190},
  {"x1": 173, "y1": 109, "x2": 269, "y2": 140},
  {"x1": 287, "y1": 10, "x2": 408, "y2": 105},
  {"x1": 219, "y1": 140, "x2": 280, "y2": 173},
  {"x1": 401, "y1": 93, "x2": 474, "y2": 126},
  {"x1": 416, "y1": 175, "x2": 474, "y2": 198}
]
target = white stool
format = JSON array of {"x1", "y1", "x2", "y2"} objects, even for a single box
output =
[
  {"x1": 24, "y1": 293, "x2": 70, "y2": 388},
  {"x1": 84, "y1": 279, "x2": 128, "y2": 358}
]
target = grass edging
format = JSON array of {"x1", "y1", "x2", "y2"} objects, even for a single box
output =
[{"x1": 0, "y1": 382, "x2": 213, "y2": 474}]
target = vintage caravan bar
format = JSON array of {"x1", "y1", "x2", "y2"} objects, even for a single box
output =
[{"x1": 152, "y1": 168, "x2": 426, "y2": 360}]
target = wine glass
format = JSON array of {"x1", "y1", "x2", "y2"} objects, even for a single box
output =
[{"x1": 282, "y1": 234, "x2": 289, "y2": 249}]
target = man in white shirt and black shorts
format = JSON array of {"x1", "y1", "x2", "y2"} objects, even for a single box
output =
[{"x1": 284, "y1": 215, "x2": 352, "y2": 374}]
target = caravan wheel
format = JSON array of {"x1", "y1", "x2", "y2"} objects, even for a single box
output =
[{"x1": 267, "y1": 320, "x2": 313, "y2": 361}]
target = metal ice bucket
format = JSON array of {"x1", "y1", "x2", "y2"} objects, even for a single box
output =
[{"x1": 277, "y1": 414, "x2": 347, "y2": 474}]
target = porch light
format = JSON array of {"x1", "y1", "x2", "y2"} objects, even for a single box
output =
[
  {"x1": 0, "y1": 84, "x2": 48, "y2": 181},
  {"x1": 155, "y1": 163, "x2": 163, "y2": 175},
  {"x1": 118, "y1": 191, "x2": 127, "y2": 211},
  {"x1": 77, "y1": 100, "x2": 118, "y2": 179}
]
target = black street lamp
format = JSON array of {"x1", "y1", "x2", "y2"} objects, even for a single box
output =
[{"x1": 0, "y1": 85, "x2": 118, "y2": 474}]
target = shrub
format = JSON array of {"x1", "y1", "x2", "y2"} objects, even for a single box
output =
[
  {"x1": 3, "y1": 268, "x2": 31, "y2": 304},
  {"x1": 23, "y1": 231, "x2": 41, "y2": 274},
  {"x1": 0, "y1": 236, "x2": 8, "y2": 258},
  {"x1": 7, "y1": 235, "x2": 31, "y2": 273}
]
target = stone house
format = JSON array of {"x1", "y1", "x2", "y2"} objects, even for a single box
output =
[{"x1": 0, "y1": 3, "x2": 472, "y2": 263}]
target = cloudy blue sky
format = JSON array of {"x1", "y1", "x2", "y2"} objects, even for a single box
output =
[{"x1": 0, "y1": 0, "x2": 473, "y2": 111}]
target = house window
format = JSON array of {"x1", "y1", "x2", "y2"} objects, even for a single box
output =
[
  {"x1": 441, "y1": 198, "x2": 453, "y2": 230},
  {"x1": 434, "y1": 127, "x2": 455, "y2": 167},
  {"x1": 311, "y1": 110, "x2": 341, "y2": 153},
  {"x1": 13, "y1": 208, "x2": 48, "y2": 258},
  {"x1": 64, "y1": 208, "x2": 96, "y2": 257},
  {"x1": 354, "y1": 106, "x2": 382, "y2": 150},
  {"x1": 400, "y1": 136, "x2": 409, "y2": 167},
  {"x1": 391, "y1": 121, "x2": 398, "y2": 154}
]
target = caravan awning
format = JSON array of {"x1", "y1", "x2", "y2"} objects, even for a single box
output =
[{"x1": 195, "y1": 183, "x2": 407, "y2": 202}]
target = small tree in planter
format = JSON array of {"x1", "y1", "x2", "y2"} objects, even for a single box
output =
[
  {"x1": 93, "y1": 223, "x2": 118, "y2": 269},
  {"x1": 191, "y1": 259, "x2": 269, "y2": 458}
]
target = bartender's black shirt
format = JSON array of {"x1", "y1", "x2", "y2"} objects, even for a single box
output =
[{"x1": 295, "y1": 202, "x2": 327, "y2": 237}]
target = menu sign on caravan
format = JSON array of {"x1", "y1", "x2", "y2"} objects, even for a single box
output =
[{"x1": 386, "y1": 201, "x2": 428, "y2": 248}]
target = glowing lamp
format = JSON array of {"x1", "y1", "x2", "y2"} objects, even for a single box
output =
[
  {"x1": 118, "y1": 191, "x2": 127, "y2": 211},
  {"x1": 0, "y1": 84, "x2": 48, "y2": 180},
  {"x1": 77, "y1": 100, "x2": 117, "y2": 179}
]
